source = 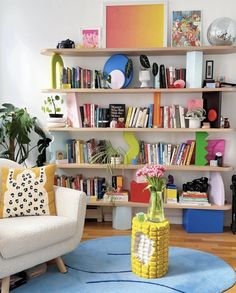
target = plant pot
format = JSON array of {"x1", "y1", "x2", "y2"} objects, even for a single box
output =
[
  {"x1": 110, "y1": 156, "x2": 122, "y2": 165},
  {"x1": 139, "y1": 70, "x2": 151, "y2": 88},
  {"x1": 49, "y1": 113, "x2": 63, "y2": 118},
  {"x1": 186, "y1": 118, "x2": 202, "y2": 128}
]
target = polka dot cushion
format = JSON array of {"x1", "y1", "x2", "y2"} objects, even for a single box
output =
[{"x1": 0, "y1": 165, "x2": 57, "y2": 218}]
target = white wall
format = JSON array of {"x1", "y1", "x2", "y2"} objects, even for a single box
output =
[{"x1": 1, "y1": 0, "x2": 236, "y2": 225}]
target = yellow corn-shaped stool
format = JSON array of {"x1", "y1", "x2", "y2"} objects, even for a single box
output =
[{"x1": 131, "y1": 216, "x2": 170, "y2": 278}]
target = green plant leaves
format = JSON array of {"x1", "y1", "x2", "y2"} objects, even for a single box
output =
[
  {"x1": 43, "y1": 95, "x2": 63, "y2": 114},
  {"x1": 125, "y1": 59, "x2": 133, "y2": 78},
  {"x1": 0, "y1": 103, "x2": 51, "y2": 166},
  {"x1": 140, "y1": 55, "x2": 151, "y2": 69}
]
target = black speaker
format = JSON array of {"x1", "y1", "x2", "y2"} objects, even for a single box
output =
[{"x1": 202, "y1": 92, "x2": 222, "y2": 128}]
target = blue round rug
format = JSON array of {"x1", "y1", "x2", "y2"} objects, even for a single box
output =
[{"x1": 14, "y1": 236, "x2": 235, "y2": 293}]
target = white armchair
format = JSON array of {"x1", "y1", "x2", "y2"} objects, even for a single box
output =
[{"x1": 0, "y1": 159, "x2": 86, "y2": 293}]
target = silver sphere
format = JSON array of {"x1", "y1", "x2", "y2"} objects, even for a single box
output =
[{"x1": 207, "y1": 17, "x2": 236, "y2": 46}]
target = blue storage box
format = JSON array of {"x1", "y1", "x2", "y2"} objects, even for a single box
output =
[{"x1": 183, "y1": 209, "x2": 224, "y2": 233}]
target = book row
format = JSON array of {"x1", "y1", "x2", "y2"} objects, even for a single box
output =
[
  {"x1": 54, "y1": 174, "x2": 106, "y2": 198},
  {"x1": 61, "y1": 138, "x2": 196, "y2": 166},
  {"x1": 159, "y1": 66, "x2": 187, "y2": 88},
  {"x1": 61, "y1": 65, "x2": 186, "y2": 90},
  {"x1": 139, "y1": 140, "x2": 196, "y2": 166},
  {"x1": 61, "y1": 67, "x2": 106, "y2": 89},
  {"x1": 69, "y1": 102, "x2": 187, "y2": 129}
]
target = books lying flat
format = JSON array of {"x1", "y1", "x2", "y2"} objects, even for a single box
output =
[
  {"x1": 178, "y1": 201, "x2": 212, "y2": 206},
  {"x1": 104, "y1": 191, "x2": 129, "y2": 202},
  {"x1": 46, "y1": 122, "x2": 66, "y2": 128}
]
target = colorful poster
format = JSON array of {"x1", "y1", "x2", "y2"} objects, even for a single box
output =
[
  {"x1": 104, "y1": 2, "x2": 167, "y2": 48},
  {"x1": 172, "y1": 10, "x2": 201, "y2": 47},
  {"x1": 80, "y1": 28, "x2": 101, "y2": 48}
]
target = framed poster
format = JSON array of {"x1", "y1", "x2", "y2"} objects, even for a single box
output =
[
  {"x1": 80, "y1": 27, "x2": 101, "y2": 48},
  {"x1": 103, "y1": 0, "x2": 167, "y2": 48},
  {"x1": 171, "y1": 10, "x2": 202, "y2": 47},
  {"x1": 205, "y1": 60, "x2": 214, "y2": 79}
]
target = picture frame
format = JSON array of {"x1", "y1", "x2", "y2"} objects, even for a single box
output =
[
  {"x1": 103, "y1": 0, "x2": 168, "y2": 48},
  {"x1": 80, "y1": 27, "x2": 101, "y2": 48},
  {"x1": 171, "y1": 10, "x2": 202, "y2": 47},
  {"x1": 205, "y1": 60, "x2": 214, "y2": 80}
]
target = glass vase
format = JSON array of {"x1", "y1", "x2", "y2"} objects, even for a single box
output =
[{"x1": 147, "y1": 191, "x2": 165, "y2": 223}]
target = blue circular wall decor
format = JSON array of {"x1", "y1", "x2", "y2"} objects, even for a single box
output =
[{"x1": 103, "y1": 54, "x2": 133, "y2": 88}]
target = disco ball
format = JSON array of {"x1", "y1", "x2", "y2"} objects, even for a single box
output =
[{"x1": 207, "y1": 17, "x2": 236, "y2": 45}]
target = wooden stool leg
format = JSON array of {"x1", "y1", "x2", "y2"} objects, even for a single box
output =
[
  {"x1": 55, "y1": 256, "x2": 67, "y2": 273},
  {"x1": 1, "y1": 276, "x2": 10, "y2": 293}
]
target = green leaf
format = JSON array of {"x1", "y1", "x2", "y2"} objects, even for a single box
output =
[
  {"x1": 125, "y1": 59, "x2": 133, "y2": 78},
  {"x1": 55, "y1": 95, "x2": 60, "y2": 100},
  {"x1": 56, "y1": 107, "x2": 61, "y2": 112}
]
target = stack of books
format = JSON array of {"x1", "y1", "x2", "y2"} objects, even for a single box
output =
[
  {"x1": 47, "y1": 117, "x2": 66, "y2": 128},
  {"x1": 103, "y1": 191, "x2": 129, "y2": 202},
  {"x1": 179, "y1": 191, "x2": 211, "y2": 206}
]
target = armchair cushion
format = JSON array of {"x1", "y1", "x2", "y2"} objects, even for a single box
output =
[
  {"x1": 0, "y1": 165, "x2": 57, "y2": 218},
  {"x1": 0, "y1": 215, "x2": 77, "y2": 259}
]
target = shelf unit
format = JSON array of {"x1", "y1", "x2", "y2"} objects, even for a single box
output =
[
  {"x1": 55, "y1": 163, "x2": 232, "y2": 172},
  {"x1": 41, "y1": 46, "x2": 236, "y2": 56},
  {"x1": 87, "y1": 199, "x2": 232, "y2": 211},
  {"x1": 42, "y1": 45, "x2": 235, "y2": 224},
  {"x1": 46, "y1": 127, "x2": 235, "y2": 133},
  {"x1": 42, "y1": 88, "x2": 236, "y2": 94}
]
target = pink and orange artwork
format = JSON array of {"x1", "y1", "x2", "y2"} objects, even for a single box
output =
[{"x1": 104, "y1": 1, "x2": 167, "y2": 48}]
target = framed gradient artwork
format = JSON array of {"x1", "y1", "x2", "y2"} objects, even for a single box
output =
[{"x1": 103, "y1": 0, "x2": 167, "y2": 48}]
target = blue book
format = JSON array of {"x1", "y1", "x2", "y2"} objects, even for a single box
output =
[{"x1": 148, "y1": 104, "x2": 153, "y2": 128}]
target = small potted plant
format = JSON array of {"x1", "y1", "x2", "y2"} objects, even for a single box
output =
[
  {"x1": 90, "y1": 140, "x2": 123, "y2": 165},
  {"x1": 185, "y1": 107, "x2": 206, "y2": 128},
  {"x1": 42, "y1": 95, "x2": 64, "y2": 118},
  {"x1": 139, "y1": 55, "x2": 158, "y2": 88}
]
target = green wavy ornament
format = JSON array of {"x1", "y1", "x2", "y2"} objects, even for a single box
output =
[
  {"x1": 51, "y1": 53, "x2": 64, "y2": 89},
  {"x1": 195, "y1": 131, "x2": 208, "y2": 166},
  {"x1": 123, "y1": 132, "x2": 140, "y2": 164}
]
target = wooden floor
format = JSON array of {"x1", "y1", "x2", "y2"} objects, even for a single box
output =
[{"x1": 82, "y1": 221, "x2": 236, "y2": 293}]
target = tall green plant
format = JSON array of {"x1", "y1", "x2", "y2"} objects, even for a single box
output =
[{"x1": 0, "y1": 103, "x2": 51, "y2": 166}]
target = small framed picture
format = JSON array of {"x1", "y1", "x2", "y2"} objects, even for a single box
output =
[
  {"x1": 80, "y1": 27, "x2": 101, "y2": 48},
  {"x1": 205, "y1": 60, "x2": 214, "y2": 79}
]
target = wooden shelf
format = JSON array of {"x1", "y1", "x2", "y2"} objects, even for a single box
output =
[
  {"x1": 42, "y1": 88, "x2": 236, "y2": 94},
  {"x1": 87, "y1": 199, "x2": 232, "y2": 210},
  {"x1": 41, "y1": 46, "x2": 236, "y2": 57},
  {"x1": 46, "y1": 127, "x2": 235, "y2": 133},
  {"x1": 56, "y1": 163, "x2": 233, "y2": 172}
]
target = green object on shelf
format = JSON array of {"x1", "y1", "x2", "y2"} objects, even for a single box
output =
[
  {"x1": 51, "y1": 53, "x2": 64, "y2": 89},
  {"x1": 123, "y1": 132, "x2": 140, "y2": 164},
  {"x1": 136, "y1": 212, "x2": 145, "y2": 222},
  {"x1": 195, "y1": 131, "x2": 208, "y2": 166}
]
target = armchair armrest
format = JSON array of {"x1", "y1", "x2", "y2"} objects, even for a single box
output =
[{"x1": 54, "y1": 186, "x2": 86, "y2": 220}]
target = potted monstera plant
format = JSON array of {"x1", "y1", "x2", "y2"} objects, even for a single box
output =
[{"x1": 0, "y1": 103, "x2": 51, "y2": 166}]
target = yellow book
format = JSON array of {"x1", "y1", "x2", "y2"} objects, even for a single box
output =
[
  {"x1": 125, "y1": 106, "x2": 133, "y2": 128},
  {"x1": 186, "y1": 141, "x2": 195, "y2": 165},
  {"x1": 116, "y1": 176, "x2": 123, "y2": 192},
  {"x1": 79, "y1": 141, "x2": 84, "y2": 163}
]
